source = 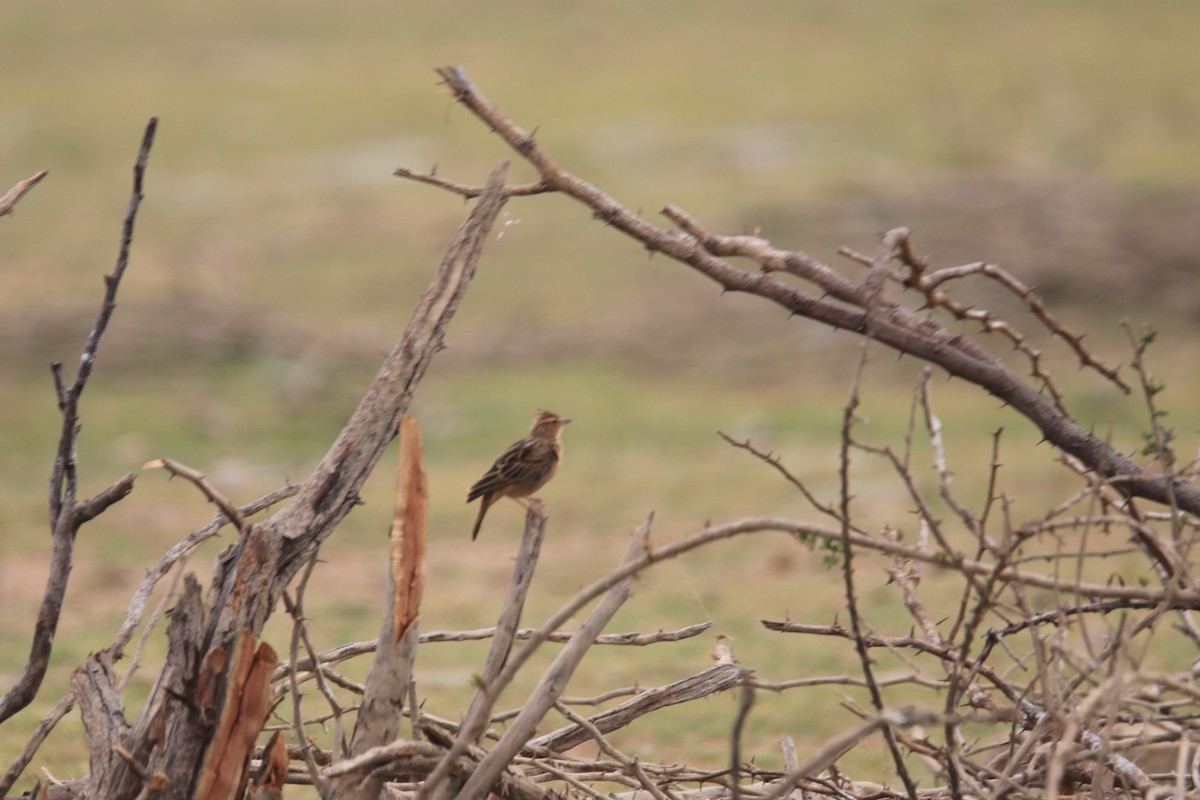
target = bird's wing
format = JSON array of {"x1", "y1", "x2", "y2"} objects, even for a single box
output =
[{"x1": 467, "y1": 438, "x2": 557, "y2": 501}]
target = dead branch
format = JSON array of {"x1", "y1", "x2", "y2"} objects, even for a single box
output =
[
  {"x1": 0, "y1": 168, "x2": 49, "y2": 217},
  {"x1": 461, "y1": 501, "x2": 549, "y2": 743},
  {"x1": 277, "y1": 621, "x2": 713, "y2": 678},
  {"x1": 836, "y1": 356, "x2": 918, "y2": 799},
  {"x1": 142, "y1": 458, "x2": 248, "y2": 535},
  {"x1": 107, "y1": 482, "x2": 300, "y2": 662},
  {"x1": 324, "y1": 739, "x2": 549, "y2": 800},
  {"x1": 285, "y1": 555, "x2": 328, "y2": 794},
  {"x1": 15, "y1": 72, "x2": 1200, "y2": 800},
  {"x1": 729, "y1": 680, "x2": 755, "y2": 800},
  {"x1": 340, "y1": 416, "x2": 429, "y2": 800},
  {"x1": 449, "y1": 518, "x2": 653, "y2": 800},
  {"x1": 757, "y1": 709, "x2": 940, "y2": 800},
  {"x1": 762, "y1": 622, "x2": 1022, "y2": 706},
  {"x1": 551, "y1": 701, "x2": 680, "y2": 800},
  {"x1": 409, "y1": 65, "x2": 1200, "y2": 516},
  {"x1": 191, "y1": 631, "x2": 278, "y2": 800},
  {"x1": 4, "y1": 486, "x2": 308, "y2": 792},
  {"x1": 0, "y1": 692, "x2": 75, "y2": 797},
  {"x1": 392, "y1": 166, "x2": 549, "y2": 198},
  {"x1": 532, "y1": 657, "x2": 743, "y2": 754},
  {"x1": 0, "y1": 119, "x2": 154, "y2": 728},
  {"x1": 430, "y1": 621, "x2": 714, "y2": 647},
  {"x1": 70, "y1": 654, "x2": 139, "y2": 798},
  {"x1": 50, "y1": 159, "x2": 511, "y2": 800},
  {"x1": 117, "y1": 562, "x2": 184, "y2": 695},
  {"x1": 390, "y1": 417, "x2": 427, "y2": 643}
]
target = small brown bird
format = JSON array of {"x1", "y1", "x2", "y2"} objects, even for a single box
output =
[{"x1": 467, "y1": 410, "x2": 571, "y2": 540}]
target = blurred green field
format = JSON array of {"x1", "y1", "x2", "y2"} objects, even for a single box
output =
[{"x1": 3, "y1": 1, "x2": 1200, "y2": 794}]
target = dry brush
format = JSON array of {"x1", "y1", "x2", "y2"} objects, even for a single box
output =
[{"x1": 3, "y1": 69, "x2": 1200, "y2": 800}]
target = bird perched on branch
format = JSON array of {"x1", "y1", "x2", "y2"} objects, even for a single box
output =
[{"x1": 467, "y1": 410, "x2": 571, "y2": 540}]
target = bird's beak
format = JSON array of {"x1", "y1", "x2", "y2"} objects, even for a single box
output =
[{"x1": 561, "y1": 418, "x2": 572, "y2": 425}]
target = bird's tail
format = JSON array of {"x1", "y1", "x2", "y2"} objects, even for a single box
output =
[{"x1": 471, "y1": 496, "x2": 491, "y2": 541}]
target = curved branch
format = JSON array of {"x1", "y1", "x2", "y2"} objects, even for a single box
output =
[{"x1": 424, "y1": 65, "x2": 1200, "y2": 516}]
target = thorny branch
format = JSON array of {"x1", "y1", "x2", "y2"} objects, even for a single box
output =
[
  {"x1": 835, "y1": 355, "x2": 919, "y2": 800},
  {"x1": 408, "y1": 65, "x2": 1200, "y2": 516}
]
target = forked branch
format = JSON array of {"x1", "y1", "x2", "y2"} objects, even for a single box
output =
[
  {"x1": 400, "y1": 66, "x2": 1200, "y2": 516},
  {"x1": 0, "y1": 119, "x2": 155, "y2": 729}
]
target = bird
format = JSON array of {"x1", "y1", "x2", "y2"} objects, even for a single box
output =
[{"x1": 467, "y1": 410, "x2": 571, "y2": 540}]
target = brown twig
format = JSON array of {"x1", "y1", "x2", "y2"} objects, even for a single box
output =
[
  {"x1": 716, "y1": 431, "x2": 841, "y2": 522},
  {"x1": 117, "y1": 561, "x2": 185, "y2": 696},
  {"x1": 0, "y1": 168, "x2": 49, "y2": 217},
  {"x1": 903, "y1": 256, "x2": 1129, "y2": 393},
  {"x1": 143, "y1": 457, "x2": 248, "y2": 535},
  {"x1": 763, "y1": 622, "x2": 1023, "y2": 706},
  {"x1": 729, "y1": 679, "x2": 755, "y2": 800},
  {"x1": 836, "y1": 353, "x2": 918, "y2": 800},
  {"x1": 393, "y1": 165, "x2": 550, "y2": 198},
  {"x1": 275, "y1": 621, "x2": 713, "y2": 679},
  {"x1": 0, "y1": 691, "x2": 75, "y2": 797},
  {"x1": 0, "y1": 119, "x2": 155, "y2": 729},
  {"x1": 283, "y1": 553, "x2": 331, "y2": 796}
]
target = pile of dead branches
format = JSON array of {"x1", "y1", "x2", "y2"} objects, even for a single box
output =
[{"x1": 3, "y1": 69, "x2": 1200, "y2": 800}]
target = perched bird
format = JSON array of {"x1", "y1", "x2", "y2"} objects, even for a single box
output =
[{"x1": 467, "y1": 410, "x2": 571, "y2": 540}]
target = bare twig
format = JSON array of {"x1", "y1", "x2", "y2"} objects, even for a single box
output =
[
  {"x1": 730, "y1": 680, "x2": 755, "y2": 800},
  {"x1": 837, "y1": 354, "x2": 918, "y2": 800},
  {"x1": 531, "y1": 659, "x2": 743, "y2": 753},
  {"x1": 394, "y1": 165, "x2": 549, "y2": 198},
  {"x1": 756, "y1": 709, "x2": 939, "y2": 800},
  {"x1": 751, "y1": 673, "x2": 948, "y2": 692},
  {"x1": 462, "y1": 500, "x2": 548, "y2": 741},
  {"x1": 0, "y1": 692, "x2": 75, "y2": 798},
  {"x1": 117, "y1": 561, "x2": 184, "y2": 695},
  {"x1": 716, "y1": 432, "x2": 840, "y2": 522},
  {"x1": 453, "y1": 519, "x2": 653, "y2": 800},
  {"x1": 0, "y1": 168, "x2": 48, "y2": 217},
  {"x1": 274, "y1": 621, "x2": 712, "y2": 679},
  {"x1": 901, "y1": 256, "x2": 1129, "y2": 393},
  {"x1": 143, "y1": 457, "x2": 248, "y2": 535},
  {"x1": 763, "y1": 622, "x2": 1022, "y2": 706},
  {"x1": 0, "y1": 118, "x2": 155, "y2": 727},
  {"x1": 551, "y1": 701, "x2": 679, "y2": 800},
  {"x1": 285, "y1": 553, "x2": 329, "y2": 796}
]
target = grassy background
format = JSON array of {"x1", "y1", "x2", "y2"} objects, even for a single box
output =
[{"x1": 3, "y1": 0, "x2": 1200, "y2": 791}]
